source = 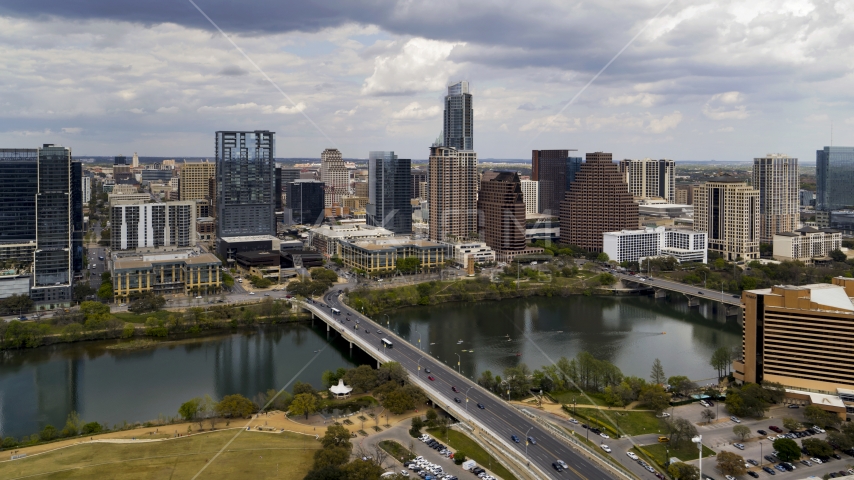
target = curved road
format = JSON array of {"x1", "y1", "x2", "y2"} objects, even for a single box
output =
[{"x1": 317, "y1": 286, "x2": 617, "y2": 480}]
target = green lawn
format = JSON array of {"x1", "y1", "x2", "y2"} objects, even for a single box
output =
[
  {"x1": 426, "y1": 428, "x2": 518, "y2": 480},
  {"x1": 635, "y1": 441, "x2": 715, "y2": 464},
  {"x1": 0, "y1": 430, "x2": 317, "y2": 480},
  {"x1": 379, "y1": 440, "x2": 416, "y2": 463},
  {"x1": 551, "y1": 389, "x2": 610, "y2": 406},
  {"x1": 113, "y1": 309, "x2": 172, "y2": 324},
  {"x1": 572, "y1": 407, "x2": 663, "y2": 436}
]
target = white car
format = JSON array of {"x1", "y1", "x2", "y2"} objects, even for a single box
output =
[
  {"x1": 730, "y1": 416, "x2": 741, "y2": 423},
  {"x1": 600, "y1": 444, "x2": 612, "y2": 453},
  {"x1": 726, "y1": 476, "x2": 736, "y2": 480},
  {"x1": 626, "y1": 452, "x2": 639, "y2": 460},
  {"x1": 599, "y1": 432, "x2": 610, "y2": 439},
  {"x1": 811, "y1": 457, "x2": 822, "y2": 464},
  {"x1": 557, "y1": 460, "x2": 567, "y2": 469},
  {"x1": 249, "y1": 292, "x2": 255, "y2": 295},
  {"x1": 569, "y1": 418, "x2": 579, "y2": 424}
]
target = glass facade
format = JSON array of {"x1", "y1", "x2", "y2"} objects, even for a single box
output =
[
  {"x1": 286, "y1": 180, "x2": 325, "y2": 225},
  {"x1": 816, "y1": 146, "x2": 854, "y2": 211},
  {"x1": 71, "y1": 161, "x2": 84, "y2": 274},
  {"x1": 215, "y1": 131, "x2": 275, "y2": 237},
  {"x1": 0, "y1": 149, "x2": 38, "y2": 246},
  {"x1": 32, "y1": 144, "x2": 73, "y2": 304},
  {"x1": 366, "y1": 151, "x2": 413, "y2": 234},
  {"x1": 443, "y1": 81, "x2": 473, "y2": 151}
]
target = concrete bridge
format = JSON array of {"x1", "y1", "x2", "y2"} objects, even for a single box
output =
[
  {"x1": 297, "y1": 290, "x2": 627, "y2": 480},
  {"x1": 614, "y1": 272, "x2": 742, "y2": 316}
]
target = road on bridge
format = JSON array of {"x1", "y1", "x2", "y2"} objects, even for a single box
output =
[
  {"x1": 613, "y1": 272, "x2": 742, "y2": 307},
  {"x1": 309, "y1": 287, "x2": 631, "y2": 480}
]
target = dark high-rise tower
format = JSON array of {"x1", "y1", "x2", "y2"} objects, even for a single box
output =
[
  {"x1": 816, "y1": 146, "x2": 854, "y2": 211},
  {"x1": 366, "y1": 151, "x2": 412, "y2": 234},
  {"x1": 559, "y1": 152, "x2": 638, "y2": 252},
  {"x1": 477, "y1": 171, "x2": 526, "y2": 253},
  {"x1": 32, "y1": 144, "x2": 74, "y2": 305},
  {"x1": 443, "y1": 81, "x2": 473, "y2": 151},
  {"x1": 532, "y1": 149, "x2": 579, "y2": 214},
  {"x1": 286, "y1": 180, "x2": 325, "y2": 225},
  {"x1": 0, "y1": 149, "x2": 38, "y2": 261},
  {"x1": 215, "y1": 131, "x2": 275, "y2": 241},
  {"x1": 71, "y1": 161, "x2": 84, "y2": 275}
]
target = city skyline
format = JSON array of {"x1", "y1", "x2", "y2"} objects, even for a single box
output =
[{"x1": 0, "y1": 1, "x2": 851, "y2": 162}]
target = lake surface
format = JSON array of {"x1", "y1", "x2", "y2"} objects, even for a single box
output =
[
  {"x1": 0, "y1": 324, "x2": 367, "y2": 439},
  {"x1": 0, "y1": 293, "x2": 741, "y2": 439},
  {"x1": 387, "y1": 294, "x2": 742, "y2": 385}
]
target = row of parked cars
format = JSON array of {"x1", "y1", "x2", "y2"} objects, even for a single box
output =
[{"x1": 624, "y1": 451, "x2": 664, "y2": 478}]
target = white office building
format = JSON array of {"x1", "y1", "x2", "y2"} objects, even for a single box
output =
[
  {"x1": 110, "y1": 200, "x2": 196, "y2": 250},
  {"x1": 603, "y1": 227, "x2": 707, "y2": 264},
  {"x1": 82, "y1": 176, "x2": 91, "y2": 203},
  {"x1": 618, "y1": 158, "x2": 676, "y2": 202},
  {"x1": 520, "y1": 179, "x2": 539, "y2": 215},
  {"x1": 444, "y1": 241, "x2": 496, "y2": 265},
  {"x1": 773, "y1": 227, "x2": 842, "y2": 264}
]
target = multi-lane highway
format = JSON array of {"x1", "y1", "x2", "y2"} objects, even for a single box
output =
[
  {"x1": 613, "y1": 271, "x2": 742, "y2": 306},
  {"x1": 313, "y1": 286, "x2": 621, "y2": 480}
]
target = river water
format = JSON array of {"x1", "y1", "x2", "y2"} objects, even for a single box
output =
[{"x1": 0, "y1": 294, "x2": 740, "y2": 439}]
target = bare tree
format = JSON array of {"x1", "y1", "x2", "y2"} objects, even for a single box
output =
[{"x1": 701, "y1": 408, "x2": 716, "y2": 424}]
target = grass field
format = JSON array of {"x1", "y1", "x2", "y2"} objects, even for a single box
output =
[
  {"x1": 573, "y1": 407, "x2": 663, "y2": 436},
  {"x1": 113, "y1": 310, "x2": 172, "y2": 324},
  {"x1": 426, "y1": 428, "x2": 518, "y2": 480},
  {"x1": 551, "y1": 390, "x2": 610, "y2": 406},
  {"x1": 635, "y1": 441, "x2": 715, "y2": 464},
  {"x1": 0, "y1": 430, "x2": 318, "y2": 480}
]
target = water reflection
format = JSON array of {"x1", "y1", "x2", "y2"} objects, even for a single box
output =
[{"x1": 0, "y1": 324, "x2": 360, "y2": 439}]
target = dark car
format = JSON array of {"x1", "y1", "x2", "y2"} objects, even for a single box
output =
[
  {"x1": 765, "y1": 455, "x2": 776, "y2": 463},
  {"x1": 427, "y1": 376, "x2": 435, "y2": 381},
  {"x1": 477, "y1": 403, "x2": 485, "y2": 409},
  {"x1": 452, "y1": 386, "x2": 458, "y2": 392},
  {"x1": 511, "y1": 435, "x2": 520, "y2": 443},
  {"x1": 424, "y1": 368, "x2": 430, "y2": 373},
  {"x1": 757, "y1": 430, "x2": 767, "y2": 435},
  {"x1": 581, "y1": 424, "x2": 589, "y2": 429},
  {"x1": 698, "y1": 291, "x2": 704, "y2": 294},
  {"x1": 762, "y1": 466, "x2": 776, "y2": 475},
  {"x1": 769, "y1": 426, "x2": 783, "y2": 433},
  {"x1": 747, "y1": 459, "x2": 759, "y2": 466},
  {"x1": 832, "y1": 454, "x2": 842, "y2": 460},
  {"x1": 787, "y1": 404, "x2": 799, "y2": 409},
  {"x1": 454, "y1": 397, "x2": 461, "y2": 403},
  {"x1": 747, "y1": 472, "x2": 759, "y2": 478},
  {"x1": 552, "y1": 462, "x2": 563, "y2": 472}
]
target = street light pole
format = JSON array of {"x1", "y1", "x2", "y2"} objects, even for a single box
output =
[
  {"x1": 525, "y1": 427, "x2": 533, "y2": 460},
  {"x1": 465, "y1": 386, "x2": 473, "y2": 412},
  {"x1": 417, "y1": 357, "x2": 423, "y2": 378},
  {"x1": 455, "y1": 353, "x2": 461, "y2": 375},
  {"x1": 415, "y1": 329, "x2": 422, "y2": 351},
  {"x1": 692, "y1": 435, "x2": 703, "y2": 479}
]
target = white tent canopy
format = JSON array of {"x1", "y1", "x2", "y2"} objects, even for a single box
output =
[{"x1": 329, "y1": 379, "x2": 353, "y2": 398}]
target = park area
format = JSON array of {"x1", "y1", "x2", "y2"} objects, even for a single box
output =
[{"x1": 0, "y1": 430, "x2": 317, "y2": 479}]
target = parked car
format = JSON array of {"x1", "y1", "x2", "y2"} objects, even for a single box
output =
[{"x1": 769, "y1": 426, "x2": 783, "y2": 433}]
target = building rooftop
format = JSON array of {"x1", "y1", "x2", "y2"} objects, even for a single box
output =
[
  {"x1": 219, "y1": 235, "x2": 279, "y2": 242},
  {"x1": 311, "y1": 224, "x2": 394, "y2": 238},
  {"x1": 748, "y1": 283, "x2": 854, "y2": 312}
]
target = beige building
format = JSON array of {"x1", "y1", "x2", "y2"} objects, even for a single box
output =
[
  {"x1": 694, "y1": 178, "x2": 760, "y2": 261},
  {"x1": 520, "y1": 179, "x2": 539, "y2": 215},
  {"x1": 308, "y1": 224, "x2": 394, "y2": 258},
  {"x1": 320, "y1": 148, "x2": 349, "y2": 207},
  {"x1": 179, "y1": 161, "x2": 216, "y2": 218},
  {"x1": 111, "y1": 184, "x2": 139, "y2": 195},
  {"x1": 734, "y1": 279, "x2": 854, "y2": 418},
  {"x1": 772, "y1": 227, "x2": 842, "y2": 264},
  {"x1": 428, "y1": 146, "x2": 478, "y2": 242},
  {"x1": 675, "y1": 184, "x2": 698, "y2": 206},
  {"x1": 339, "y1": 238, "x2": 446, "y2": 274},
  {"x1": 618, "y1": 158, "x2": 676, "y2": 203},
  {"x1": 753, "y1": 154, "x2": 799, "y2": 244},
  {"x1": 113, "y1": 252, "x2": 221, "y2": 301}
]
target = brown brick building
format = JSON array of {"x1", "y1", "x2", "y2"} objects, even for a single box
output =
[
  {"x1": 428, "y1": 146, "x2": 478, "y2": 242},
  {"x1": 559, "y1": 152, "x2": 638, "y2": 252},
  {"x1": 477, "y1": 171, "x2": 526, "y2": 252}
]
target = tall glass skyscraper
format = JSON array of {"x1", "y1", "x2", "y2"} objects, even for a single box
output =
[
  {"x1": 286, "y1": 180, "x2": 325, "y2": 225},
  {"x1": 215, "y1": 131, "x2": 275, "y2": 238},
  {"x1": 443, "y1": 81, "x2": 473, "y2": 151},
  {"x1": 0, "y1": 149, "x2": 38, "y2": 247},
  {"x1": 817, "y1": 146, "x2": 854, "y2": 211},
  {"x1": 366, "y1": 151, "x2": 412, "y2": 234}
]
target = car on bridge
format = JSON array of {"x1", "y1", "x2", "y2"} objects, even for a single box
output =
[
  {"x1": 511, "y1": 435, "x2": 520, "y2": 443},
  {"x1": 451, "y1": 386, "x2": 458, "y2": 392},
  {"x1": 477, "y1": 403, "x2": 485, "y2": 409},
  {"x1": 427, "y1": 376, "x2": 435, "y2": 381},
  {"x1": 454, "y1": 397, "x2": 461, "y2": 403},
  {"x1": 527, "y1": 436, "x2": 536, "y2": 445}
]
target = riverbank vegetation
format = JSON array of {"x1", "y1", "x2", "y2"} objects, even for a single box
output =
[
  {"x1": 346, "y1": 261, "x2": 613, "y2": 317},
  {"x1": 0, "y1": 298, "x2": 307, "y2": 351}
]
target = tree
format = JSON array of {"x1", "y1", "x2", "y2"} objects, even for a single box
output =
[
  {"x1": 97, "y1": 282, "x2": 113, "y2": 301},
  {"x1": 81, "y1": 422, "x2": 102, "y2": 435},
  {"x1": 215, "y1": 394, "x2": 256, "y2": 418},
  {"x1": 716, "y1": 451, "x2": 746, "y2": 476},
  {"x1": 650, "y1": 358, "x2": 666, "y2": 385},
  {"x1": 732, "y1": 424, "x2": 752, "y2": 441},
  {"x1": 73, "y1": 283, "x2": 96, "y2": 303},
  {"x1": 340, "y1": 459, "x2": 385, "y2": 480},
  {"x1": 710, "y1": 347, "x2": 731, "y2": 378},
  {"x1": 596, "y1": 252, "x2": 609, "y2": 263},
  {"x1": 667, "y1": 376, "x2": 697, "y2": 396},
  {"x1": 312, "y1": 447, "x2": 351, "y2": 470},
  {"x1": 804, "y1": 405, "x2": 840, "y2": 429},
  {"x1": 304, "y1": 465, "x2": 344, "y2": 480},
  {"x1": 667, "y1": 462, "x2": 699, "y2": 480},
  {"x1": 128, "y1": 292, "x2": 166, "y2": 313},
  {"x1": 40, "y1": 424, "x2": 58, "y2": 441},
  {"x1": 771, "y1": 437, "x2": 800, "y2": 462},
  {"x1": 395, "y1": 257, "x2": 422, "y2": 273},
  {"x1": 829, "y1": 249, "x2": 847, "y2": 263},
  {"x1": 782, "y1": 417, "x2": 802, "y2": 432},
  {"x1": 802, "y1": 438, "x2": 833, "y2": 457},
  {"x1": 639, "y1": 384, "x2": 671, "y2": 414},
  {"x1": 666, "y1": 417, "x2": 698, "y2": 446},
  {"x1": 425, "y1": 408, "x2": 438, "y2": 426},
  {"x1": 453, "y1": 451, "x2": 467, "y2": 465},
  {"x1": 320, "y1": 424, "x2": 352, "y2": 451},
  {"x1": 409, "y1": 417, "x2": 424, "y2": 438},
  {"x1": 596, "y1": 273, "x2": 616, "y2": 286},
  {"x1": 61, "y1": 411, "x2": 83, "y2": 437},
  {"x1": 178, "y1": 398, "x2": 201, "y2": 421},
  {"x1": 700, "y1": 408, "x2": 716, "y2": 424},
  {"x1": 289, "y1": 393, "x2": 318, "y2": 420},
  {"x1": 382, "y1": 388, "x2": 415, "y2": 414}
]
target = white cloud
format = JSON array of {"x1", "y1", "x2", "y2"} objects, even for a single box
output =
[
  {"x1": 274, "y1": 103, "x2": 307, "y2": 115},
  {"x1": 196, "y1": 102, "x2": 306, "y2": 115},
  {"x1": 646, "y1": 112, "x2": 683, "y2": 133},
  {"x1": 392, "y1": 102, "x2": 441, "y2": 120},
  {"x1": 361, "y1": 38, "x2": 464, "y2": 96},
  {"x1": 156, "y1": 106, "x2": 179, "y2": 114},
  {"x1": 703, "y1": 92, "x2": 750, "y2": 120},
  {"x1": 334, "y1": 107, "x2": 358, "y2": 116},
  {"x1": 61, "y1": 127, "x2": 82, "y2": 134},
  {"x1": 604, "y1": 93, "x2": 664, "y2": 107}
]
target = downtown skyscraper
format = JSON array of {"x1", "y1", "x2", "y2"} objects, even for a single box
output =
[
  {"x1": 532, "y1": 149, "x2": 581, "y2": 215},
  {"x1": 428, "y1": 146, "x2": 478, "y2": 242},
  {"x1": 816, "y1": 146, "x2": 854, "y2": 211},
  {"x1": 618, "y1": 158, "x2": 676, "y2": 203},
  {"x1": 752, "y1": 154, "x2": 798, "y2": 243},
  {"x1": 320, "y1": 148, "x2": 349, "y2": 207},
  {"x1": 215, "y1": 131, "x2": 275, "y2": 251},
  {"x1": 443, "y1": 81, "x2": 473, "y2": 151},
  {"x1": 366, "y1": 151, "x2": 412, "y2": 234}
]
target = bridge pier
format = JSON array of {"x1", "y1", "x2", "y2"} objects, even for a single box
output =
[
  {"x1": 726, "y1": 305, "x2": 741, "y2": 316},
  {"x1": 654, "y1": 288, "x2": 667, "y2": 299},
  {"x1": 685, "y1": 295, "x2": 699, "y2": 307}
]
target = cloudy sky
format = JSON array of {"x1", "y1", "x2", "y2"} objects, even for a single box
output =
[{"x1": 0, "y1": 0, "x2": 852, "y2": 161}]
